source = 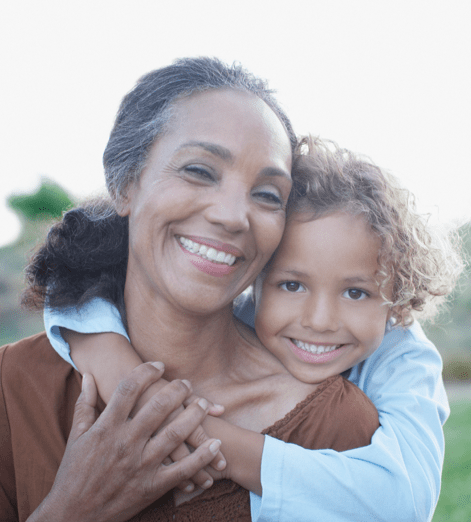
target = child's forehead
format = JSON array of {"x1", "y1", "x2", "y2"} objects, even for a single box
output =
[{"x1": 274, "y1": 211, "x2": 381, "y2": 266}]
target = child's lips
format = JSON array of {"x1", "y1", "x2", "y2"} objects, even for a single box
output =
[{"x1": 289, "y1": 339, "x2": 349, "y2": 364}]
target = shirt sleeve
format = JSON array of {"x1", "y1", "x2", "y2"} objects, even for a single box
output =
[
  {"x1": 44, "y1": 298, "x2": 130, "y2": 370},
  {"x1": 250, "y1": 322, "x2": 449, "y2": 522}
]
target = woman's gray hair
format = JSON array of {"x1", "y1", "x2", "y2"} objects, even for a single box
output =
[{"x1": 104, "y1": 57, "x2": 297, "y2": 201}]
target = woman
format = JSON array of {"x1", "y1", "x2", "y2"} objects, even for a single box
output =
[{"x1": 0, "y1": 58, "x2": 448, "y2": 522}]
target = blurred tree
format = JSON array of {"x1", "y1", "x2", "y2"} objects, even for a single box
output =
[
  {"x1": 8, "y1": 178, "x2": 74, "y2": 221},
  {"x1": 1, "y1": 179, "x2": 75, "y2": 345},
  {"x1": 424, "y1": 222, "x2": 471, "y2": 381}
]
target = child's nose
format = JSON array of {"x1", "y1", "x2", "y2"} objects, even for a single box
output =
[{"x1": 301, "y1": 294, "x2": 340, "y2": 333}]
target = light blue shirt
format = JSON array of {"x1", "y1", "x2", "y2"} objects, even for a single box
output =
[{"x1": 44, "y1": 296, "x2": 449, "y2": 522}]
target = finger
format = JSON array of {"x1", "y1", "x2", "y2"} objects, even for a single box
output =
[
  {"x1": 183, "y1": 395, "x2": 225, "y2": 417},
  {"x1": 144, "y1": 396, "x2": 209, "y2": 460},
  {"x1": 169, "y1": 442, "x2": 214, "y2": 491},
  {"x1": 68, "y1": 373, "x2": 98, "y2": 442},
  {"x1": 185, "y1": 423, "x2": 226, "y2": 473},
  {"x1": 99, "y1": 362, "x2": 165, "y2": 426},
  {"x1": 158, "y1": 439, "x2": 222, "y2": 492}
]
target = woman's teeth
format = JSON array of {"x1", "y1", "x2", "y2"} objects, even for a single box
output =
[
  {"x1": 292, "y1": 340, "x2": 341, "y2": 354},
  {"x1": 179, "y1": 237, "x2": 237, "y2": 266}
]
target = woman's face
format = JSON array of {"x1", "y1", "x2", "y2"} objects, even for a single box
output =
[{"x1": 120, "y1": 89, "x2": 292, "y2": 315}]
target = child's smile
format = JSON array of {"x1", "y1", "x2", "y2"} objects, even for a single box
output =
[{"x1": 255, "y1": 211, "x2": 392, "y2": 384}]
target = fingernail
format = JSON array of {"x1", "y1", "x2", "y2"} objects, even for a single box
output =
[
  {"x1": 182, "y1": 379, "x2": 192, "y2": 391},
  {"x1": 202, "y1": 479, "x2": 212, "y2": 489},
  {"x1": 184, "y1": 484, "x2": 194, "y2": 493},
  {"x1": 81, "y1": 373, "x2": 89, "y2": 391},
  {"x1": 151, "y1": 361, "x2": 165, "y2": 371},
  {"x1": 197, "y1": 398, "x2": 209, "y2": 410},
  {"x1": 216, "y1": 458, "x2": 226, "y2": 470},
  {"x1": 209, "y1": 439, "x2": 221, "y2": 454}
]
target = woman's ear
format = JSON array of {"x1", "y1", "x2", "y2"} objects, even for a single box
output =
[
  {"x1": 113, "y1": 184, "x2": 136, "y2": 217},
  {"x1": 114, "y1": 196, "x2": 131, "y2": 217}
]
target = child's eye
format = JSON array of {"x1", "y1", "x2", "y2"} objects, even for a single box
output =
[
  {"x1": 280, "y1": 281, "x2": 305, "y2": 293},
  {"x1": 343, "y1": 288, "x2": 369, "y2": 300},
  {"x1": 183, "y1": 165, "x2": 215, "y2": 182}
]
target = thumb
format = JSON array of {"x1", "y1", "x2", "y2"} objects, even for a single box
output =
[{"x1": 69, "y1": 373, "x2": 98, "y2": 442}]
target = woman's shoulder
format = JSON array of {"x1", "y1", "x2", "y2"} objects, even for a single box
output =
[
  {"x1": 0, "y1": 333, "x2": 81, "y2": 519},
  {"x1": 1, "y1": 332, "x2": 70, "y2": 374},
  {"x1": 264, "y1": 375, "x2": 379, "y2": 452},
  {"x1": 0, "y1": 332, "x2": 80, "y2": 411}
]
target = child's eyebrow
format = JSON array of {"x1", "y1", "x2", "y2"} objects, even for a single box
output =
[
  {"x1": 271, "y1": 268, "x2": 307, "y2": 279},
  {"x1": 343, "y1": 276, "x2": 377, "y2": 285}
]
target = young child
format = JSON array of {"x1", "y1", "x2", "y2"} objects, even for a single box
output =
[{"x1": 43, "y1": 136, "x2": 462, "y2": 515}]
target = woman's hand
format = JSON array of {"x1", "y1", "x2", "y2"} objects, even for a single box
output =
[{"x1": 27, "y1": 362, "x2": 222, "y2": 522}]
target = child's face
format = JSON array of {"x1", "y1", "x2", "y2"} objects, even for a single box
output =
[{"x1": 255, "y1": 211, "x2": 391, "y2": 384}]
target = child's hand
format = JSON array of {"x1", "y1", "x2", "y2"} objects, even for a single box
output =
[
  {"x1": 131, "y1": 380, "x2": 227, "y2": 493},
  {"x1": 167, "y1": 397, "x2": 227, "y2": 493}
]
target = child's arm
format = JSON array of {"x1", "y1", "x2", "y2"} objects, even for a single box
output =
[
  {"x1": 202, "y1": 416, "x2": 264, "y2": 495},
  {"x1": 61, "y1": 329, "x2": 160, "y2": 414}
]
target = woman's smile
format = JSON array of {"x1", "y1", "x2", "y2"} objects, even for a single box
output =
[
  {"x1": 177, "y1": 235, "x2": 241, "y2": 277},
  {"x1": 177, "y1": 235, "x2": 242, "y2": 267}
]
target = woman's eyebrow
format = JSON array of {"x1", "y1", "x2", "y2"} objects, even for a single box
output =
[
  {"x1": 177, "y1": 141, "x2": 291, "y2": 181},
  {"x1": 177, "y1": 141, "x2": 233, "y2": 162},
  {"x1": 259, "y1": 166, "x2": 292, "y2": 182}
]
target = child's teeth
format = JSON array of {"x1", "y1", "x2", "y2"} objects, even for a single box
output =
[
  {"x1": 293, "y1": 340, "x2": 340, "y2": 354},
  {"x1": 179, "y1": 237, "x2": 236, "y2": 266}
]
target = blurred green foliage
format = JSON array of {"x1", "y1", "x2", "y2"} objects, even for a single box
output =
[
  {"x1": 433, "y1": 400, "x2": 471, "y2": 521},
  {"x1": 0, "y1": 179, "x2": 75, "y2": 345},
  {"x1": 424, "y1": 223, "x2": 471, "y2": 382},
  {"x1": 8, "y1": 178, "x2": 74, "y2": 221}
]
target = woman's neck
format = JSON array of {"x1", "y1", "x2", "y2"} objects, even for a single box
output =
[{"x1": 124, "y1": 278, "x2": 241, "y2": 385}]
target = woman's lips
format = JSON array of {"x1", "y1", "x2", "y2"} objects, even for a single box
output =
[
  {"x1": 179, "y1": 235, "x2": 244, "y2": 258},
  {"x1": 177, "y1": 236, "x2": 241, "y2": 277},
  {"x1": 289, "y1": 338, "x2": 348, "y2": 364}
]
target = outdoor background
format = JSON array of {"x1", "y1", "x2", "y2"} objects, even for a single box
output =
[{"x1": 1, "y1": 1, "x2": 470, "y2": 520}]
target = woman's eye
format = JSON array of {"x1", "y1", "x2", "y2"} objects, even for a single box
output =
[
  {"x1": 343, "y1": 288, "x2": 368, "y2": 300},
  {"x1": 183, "y1": 166, "x2": 214, "y2": 182},
  {"x1": 280, "y1": 281, "x2": 305, "y2": 293},
  {"x1": 253, "y1": 187, "x2": 284, "y2": 208}
]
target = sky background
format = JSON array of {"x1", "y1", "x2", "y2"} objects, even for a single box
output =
[{"x1": 1, "y1": 0, "x2": 470, "y2": 247}]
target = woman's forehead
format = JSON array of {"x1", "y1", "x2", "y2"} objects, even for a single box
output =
[{"x1": 166, "y1": 89, "x2": 292, "y2": 157}]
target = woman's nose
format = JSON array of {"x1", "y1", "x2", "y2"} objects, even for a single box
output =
[
  {"x1": 301, "y1": 294, "x2": 340, "y2": 333},
  {"x1": 204, "y1": 184, "x2": 250, "y2": 233}
]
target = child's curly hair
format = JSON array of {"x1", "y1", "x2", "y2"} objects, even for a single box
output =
[{"x1": 289, "y1": 136, "x2": 465, "y2": 326}]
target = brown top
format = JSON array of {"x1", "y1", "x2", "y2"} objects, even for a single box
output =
[{"x1": 0, "y1": 333, "x2": 379, "y2": 522}]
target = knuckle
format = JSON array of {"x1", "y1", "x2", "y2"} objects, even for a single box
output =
[
  {"x1": 173, "y1": 465, "x2": 192, "y2": 485},
  {"x1": 188, "y1": 427, "x2": 207, "y2": 448},
  {"x1": 116, "y1": 378, "x2": 139, "y2": 398},
  {"x1": 163, "y1": 424, "x2": 184, "y2": 444},
  {"x1": 116, "y1": 439, "x2": 132, "y2": 460},
  {"x1": 148, "y1": 394, "x2": 172, "y2": 416},
  {"x1": 90, "y1": 424, "x2": 108, "y2": 442}
]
